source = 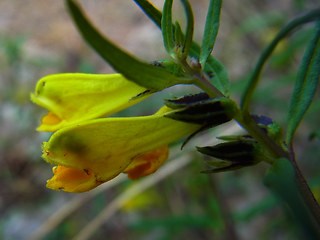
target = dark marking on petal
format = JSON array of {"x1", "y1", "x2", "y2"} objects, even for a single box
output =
[{"x1": 136, "y1": 89, "x2": 152, "y2": 97}]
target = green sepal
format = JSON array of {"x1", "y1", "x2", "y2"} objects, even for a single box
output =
[
  {"x1": 174, "y1": 22, "x2": 184, "y2": 48},
  {"x1": 66, "y1": 0, "x2": 190, "y2": 91},
  {"x1": 286, "y1": 21, "x2": 320, "y2": 145},
  {"x1": 181, "y1": 124, "x2": 212, "y2": 149},
  {"x1": 201, "y1": 162, "x2": 253, "y2": 174},
  {"x1": 216, "y1": 135, "x2": 255, "y2": 142},
  {"x1": 197, "y1": 141, "x2": 258, "y2": 163},
  {"x1": 199, "y1": 0, "x2": 222, "y2": 68},
  {"x1": 252, "y1": 115, "x2": 284, "y2": 145},
  {"x1": 165, "y1": 97, "x2": 237, "y2": 125},
  {"x1": 152, "y1": 60, "x2": 183, "y2": 75},
  {"x1": 197, "y1": 138, "x2": 271, "y2": 173},
  {"x1": 166, "y1": 110, "x2": 231, "y2": 125},
  {"x1": 164, "y1": 92, "x2": 209, "y2": 109}
]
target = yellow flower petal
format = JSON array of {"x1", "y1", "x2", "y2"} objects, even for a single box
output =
[
  {"x1": 124, "y1": 145, "x2": 169, "y2": 180},
  {"x1": 31, "y1": 73, "x2": 149, "y2": 132},
  {"x1": 42, "y1": 106, "x2": 200, "y2": 192}
]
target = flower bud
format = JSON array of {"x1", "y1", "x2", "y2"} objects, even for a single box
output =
[
  {"x1": 252, "y1": 115, "x2": 283, "y2": 145},
  {"x1": 165, "y1": 92, "x2": 209, "y2": 109},
  {"x1": 165, "y1": 95, "x2": 238, "y2": 126},
  {"x1": 197, "y1": 140, "x2": 263, "y2": 173}
]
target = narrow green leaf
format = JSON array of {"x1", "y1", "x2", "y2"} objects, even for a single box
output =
[
  {"x1": 66, "y1": 0, "x2": 189, "y2": 91},
  {"x1": 264, "y1": 158, "x2": 320, "y2": 239},
  {"x1": 133, "y1": 0, "x2": 229, "y2": 94},
  {"x1": 180, "y1": 0, "x2": 194, "y2": 59},
  {"x1": 161, "y1": 0, "x2": 175, "y2": 55},
  {"x1": 286, "y1": 21, "x2": 320, "y2": 145},
  {"x1": 204, "y1": 56, "x2": 230, "y2": 95},
  {"x1": 174, "y1": 22, "x2": 184, "y2": 47},
  {"x1": 240, "y1": 9, "x2": 320, "y2": 112},
  {"x1": 133, "y1": 0, "x2": 162, "y2": 26},
  {"x1": 199, "y1": 0, "x2": 222, "y2": 68}
]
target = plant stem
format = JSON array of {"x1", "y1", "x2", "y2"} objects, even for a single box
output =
[
  {"x1": 289, "y1": 149, "x2": 320, "y2": 226},
  {"x1": 192, "y1": 70, "x2": 320, "y2": 229},
  {"x1": 179, "y1": 57, "x2": 225, "y2": 98}
]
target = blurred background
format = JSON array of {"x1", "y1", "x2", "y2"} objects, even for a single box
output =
[{"x1": 0, "y1": 0, "x2": 319, "y2": 239}]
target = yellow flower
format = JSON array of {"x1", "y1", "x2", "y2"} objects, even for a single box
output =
[
  {"x1": 31, "y1": 73, "x2": 149, "y2": 132},
  {"x1": 43, "y1": 106, "x2": 201, "y2": 193}
]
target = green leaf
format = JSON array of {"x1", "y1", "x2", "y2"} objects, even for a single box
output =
[
  {"x1": 264, "y1": 158, "x2": 320, "y2": 239},
  {"x1": 199, "y1": 0, "x2": 222, "y2": 68},
  {"x1": 133, "y1": 0, "x2": 230, "y2": 95},
  {"x1": 133, "y1": 0, "x2": 162, "y2": 27},
  {"x1": 161, "y1": 0, "x2": 175, "y2": 55},
  {"x1": 240, "y1": 9, "x2": 320, "y2": 111},
  {"x1": 66, "y1": 0, "x2": 190, "y2": 91},
  {"x1": 197, "y1": 141, "x2": 257, "y2": 163},
  {"x1": 180, "y1": 0, "x2": 194, "y2": 60},
  {"x1": 204, "y1": 56, "x2": 230, "y2": 96},
  {"x1": 174, "y1": 21, "x2": 184, "y2": 47},
  {"x1": 165, "y1": 97, "x2": 237, "y2": 125},
  {"x1": 286, "y1": 21, "x2": 320, "y2": 145}
]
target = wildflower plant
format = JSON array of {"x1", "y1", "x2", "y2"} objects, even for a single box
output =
[{"x1": 31, "y1": 0, "x2": 320, "y2": 238}]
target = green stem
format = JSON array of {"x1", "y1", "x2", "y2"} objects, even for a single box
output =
[
  {"x1": 193, "y1": 72, "x2": 320, "y2": 230},
  {"x1": 236, "y1": 112, "x2": 289, "y2": 159},
  {"x1": 240, "y1": 8, "x2": 320, "y2": 112},
  {"x1": 289, "y1": 149, "x2": 320, "y2": 227},
  {"x1": 193, "y1": 75, "x2": 224, "y2": 98},
  {"x1": 180, "y1": 58, "x2": 224, "y2": 98}
]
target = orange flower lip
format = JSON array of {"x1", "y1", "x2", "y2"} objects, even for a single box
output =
[
  {"x1": 46, "y1": 166, "x2": 101, "y2": 193},
  {"x1": 41, "y1": 112, "x2": 62, "y2": 125},
  {"x1": 124, "y1": 145, "x2": 169, "y2": 180}
]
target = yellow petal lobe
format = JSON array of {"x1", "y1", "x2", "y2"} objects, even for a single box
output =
[
  {"x1": 46, "y1": 166, "x2": 101, "y2": 193},
  {"x1": 31, "y1": 73, "x2": 149, "y2": 132},
  {"x1": 124, "y1": 145, "x2": 169, "y2": 180}
]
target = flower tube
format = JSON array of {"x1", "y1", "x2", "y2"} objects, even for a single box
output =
[{"x1": 43, "y1": 106, "x2": 201, "y2": 193}]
